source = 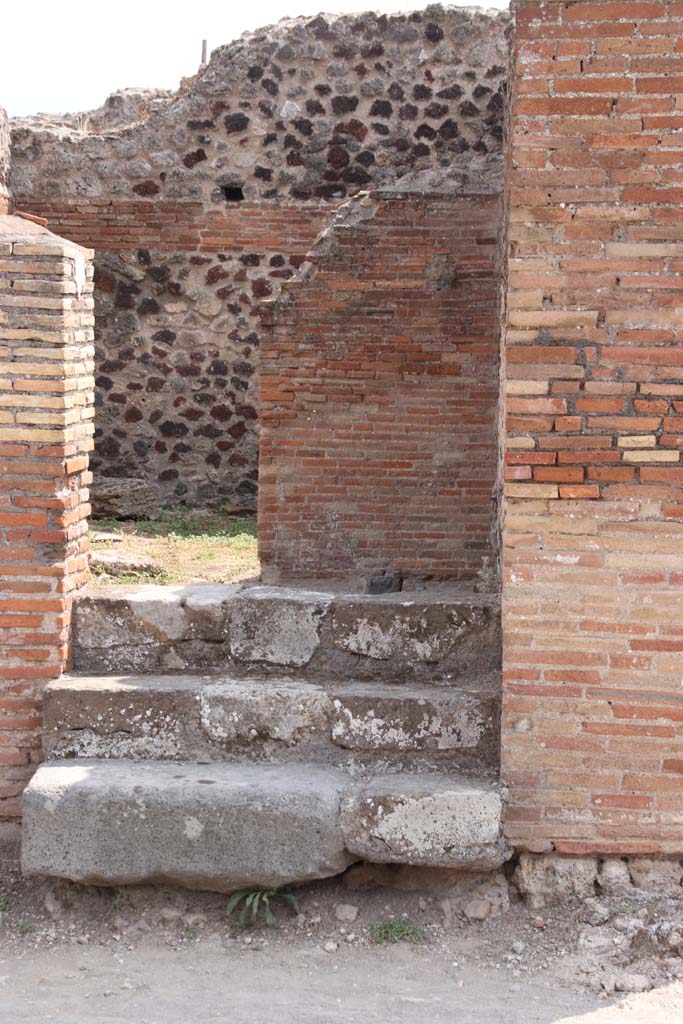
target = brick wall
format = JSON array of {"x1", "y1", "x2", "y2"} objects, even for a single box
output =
[
  {"x1": 0, "y1": 216, "x2": 93, "y2": 818},
  {"x1": 11, "y1": 8, "x2": 509, "y2": 511},
  {"x1": 259, "y1": 192, "x2": 503, "y2": 582},
  {"x1": 16, "y1": 200, "x2": 328, "y2": 255},
  {"x1": 502, "y1": 0, "x2": 683, "y2": 855}
]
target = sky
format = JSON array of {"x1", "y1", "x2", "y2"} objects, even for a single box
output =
[{"x1": 1, "y1": 0, "x2": 509, "y2": 117}]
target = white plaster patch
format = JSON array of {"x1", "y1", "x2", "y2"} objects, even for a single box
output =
[
  {"x1": 183, "y1": 816, "x2": 204, "y2": 840},
  {"x1": 339, "y1": 619, "x2": 396, "y2": 660},
  {"x1": 74, "y1": 252, "x2": 87, "y2": 297},
  {"x1": 331, "y1": 701, "x2": 484, "y2": 751},
  {"x1": 51, "y1": 729, "x2": 181, "y2": 761}
]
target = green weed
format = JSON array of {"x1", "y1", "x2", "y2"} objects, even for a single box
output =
[{"x1": 226, "y1": 888, "x2": 300, "y2": 928}]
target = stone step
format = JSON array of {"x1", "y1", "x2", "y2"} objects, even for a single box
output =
[
  {"x1": 21, "y1": 760, "x2": 509, "y2": 891},
  {"x1": 43, "y1": 673, "x2": 500, "y2": 772},
  {"x1": 72, "y1": 583, "x2": 500, "y2": 688}
]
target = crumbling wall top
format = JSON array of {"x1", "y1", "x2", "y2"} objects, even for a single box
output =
[
  {"x1": 0, "y1": 212, "x2": 92, "y2": 257},
  {"x1": 11, "y1": 5, "x2": 511, "y2": 201},
  {"x1": 20, "y1": 88, "x2": 174, "y2": 134}
]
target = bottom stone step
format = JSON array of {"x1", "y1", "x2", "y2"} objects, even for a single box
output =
[
  {"x1": 21, "y1": 760, "x2": 509, "y2": 892},
  {"x1": 22, "y1": 760, "x2": 353, "y2": 892}
]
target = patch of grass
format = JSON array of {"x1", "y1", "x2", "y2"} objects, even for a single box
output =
[
  {"x1": 90, "y1": 563, "x2": 171, "y2": 586},
  {"x1": 90, "y1": 510, "x2": 259, "y2": 586},
  {"x1": 369, "y1": 918, "x2": 426, "y2": 945},
  {"x1": 17, "y1": 918, "x2": 33, "y2": 937},
  {"x1": 0, "y1": 894, "x2": 9, "y2": 912},
  {"x1": 93, "y1": 509, "x2": 256, "y2": 541},
  {"x1": 226, "y1": 888, "x2": 300, "y2": 928}
]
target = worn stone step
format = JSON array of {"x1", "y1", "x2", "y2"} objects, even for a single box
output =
[
  {"x1": 21, "y1": 760, "x2": 353, "y2": 892},
  {"x1": 43, "y1": 673, "x2": 500, "y2": 771},
  {"x1": 21, "y1": 760, "x2": 509, "y2": 891},
  {"x1": 72, "y1": 583, "x2": 500, "y2": 688}
]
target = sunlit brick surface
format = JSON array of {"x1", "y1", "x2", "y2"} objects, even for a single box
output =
[{"x1": 502, "y1": 0, "x2": 683, "y2": 855}]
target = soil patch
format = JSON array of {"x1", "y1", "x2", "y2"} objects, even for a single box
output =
[{"x1": 89, "y1": 512, "x2": 259, "y2": 586}]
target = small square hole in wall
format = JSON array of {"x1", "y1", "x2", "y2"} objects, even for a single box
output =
[{"x1": 221, "y1": 185, "x2": 245, "y2": 202}]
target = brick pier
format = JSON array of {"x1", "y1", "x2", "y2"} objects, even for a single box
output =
[
  {"x1": 0, "y1": 216, "x2": 94, "y2": 817},
  {"x1": 502, "y1": 0, "x2": 683, "y2": 856}
]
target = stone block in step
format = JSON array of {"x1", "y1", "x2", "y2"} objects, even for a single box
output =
[
  {"x1": 341, "y1": 774, "x2": 508, "y2": 871},
  {"x1": 72, "y1": 583, "x2": 501, "y2": 686},
  {"x1": 73, "y1": 583, "x2": 240, "y2": 672},
  {"x1": 330, "y1": 683, "x2": 499, "y2": 761},
  {"x1": 43, "y1": 674, "x2": 207, "y2": 760},
  {"x1": 22, "y1": 760, "x2": 354, "y2": 891},
  {"x1": 21, "y1": 760, "x2": 509, "y2": 890},
  {"x1": 44, "y1": 674, "x2": 500, "y2": 766}
]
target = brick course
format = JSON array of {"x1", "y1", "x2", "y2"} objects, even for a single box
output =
[
  {"x1": 0, "y1": 216, "x2": 93, "y2": 818},
  {"x1": 502, "y1": 0, "x2": 683, "y2": 854},
  {"x1": 259, "y1": 192, "x2": 502, "y2": 582},
  {"x1": 13, "y1": 200, "x2": 328, "y2": 255}
]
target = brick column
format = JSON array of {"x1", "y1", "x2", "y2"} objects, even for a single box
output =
[
  {"x1": 0, "y1": 216, "x2": 94, "y2": 818},
  {"x1": 502, "y1": 0, "x2": 683, "y2": 856}
]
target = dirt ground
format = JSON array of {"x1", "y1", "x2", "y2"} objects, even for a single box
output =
[
  {"x1": 3, "y1": 912, "x2": 683, "y2": 1024},
  {"x1": 2, "y1": 830, "x2": 683, "y2": 1024},
  {"x1": 0, "y1": 943, "x2": 630, "y2": 1024}
]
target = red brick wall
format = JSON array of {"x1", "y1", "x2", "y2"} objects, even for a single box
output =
[
  {"x1": 259, "y1": 192, "x2": 503, "y2": 582},
  {"x1": 14, "y1": 198, "x2": 328, "y2": 255},
  {"x1": 502, "y1": 0, "x2": 683, "y2": 855},
  {"x1": 10, "y1": 197, "x2": 332, "y2": 509},
  {"x1": 0, "y1": 221, "x2": 94, "y2": 819}
]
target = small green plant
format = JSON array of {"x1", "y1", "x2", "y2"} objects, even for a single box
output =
[
  {"x1": 17, "y1": 918, "x2": 33, "y2": 937},
  {"x1": 369, "y1": 918, "x2": 426, "y2": 945},
  {"x1": 226, "y1": 888, "x2": 300, "y2": 928},
  {"x1": 0, "y1": 895, "x2": 9, "y2": 912}
]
